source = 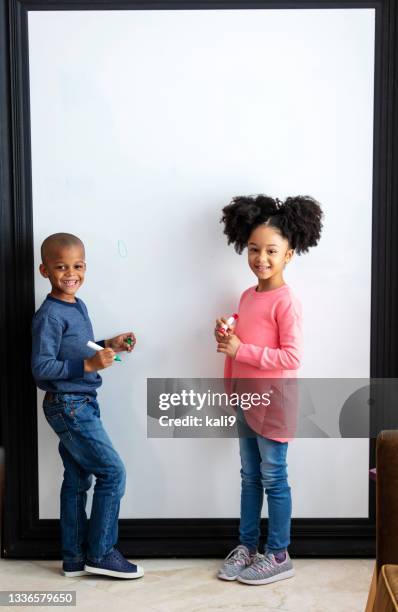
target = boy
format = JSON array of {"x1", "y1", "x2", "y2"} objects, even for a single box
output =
[{"x1": 31, "y1": 232, "x2": 144, "y2": 580}]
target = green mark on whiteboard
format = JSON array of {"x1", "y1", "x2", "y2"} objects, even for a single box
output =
[{"x1": 118, "y1": 240, "x2": 128, "y2": 258}]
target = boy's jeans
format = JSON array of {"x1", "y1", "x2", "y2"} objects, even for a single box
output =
[
  {"x1": 238, "y1": 410, "x2": 291, "y2": 554},
  {"x1": 43, "y1": 392, "x2": 126, "y2": 563}
]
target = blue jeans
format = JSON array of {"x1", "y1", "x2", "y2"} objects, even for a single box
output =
[
  {"x1": 238, "y1": 411, "x2": 291, "y2": 554},
  {"x1": 43, "y1": 392, "x2": 126, "y2": 563}
]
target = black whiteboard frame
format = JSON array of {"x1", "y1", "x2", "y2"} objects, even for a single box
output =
[{"x1": 1, "y1": 0, "x2": 393, "y2": 558}]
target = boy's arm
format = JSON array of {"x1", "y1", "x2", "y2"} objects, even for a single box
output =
[{"x1": 31, "y1": 315, "x2": 84, "y2": 381}]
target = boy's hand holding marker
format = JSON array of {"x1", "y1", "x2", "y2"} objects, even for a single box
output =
[
  {"x1": 84, "y1": 345, "x2": 117, "y2": 372},
  {"x1": 215, "y1": 314, "x2": 241, "y2": 359},
  {"x1": 85, "y1": 333, "x2": 136, "y2": 372},
  {"x1": 105, "y1": 332, "x2": 136, "y2": 353}
]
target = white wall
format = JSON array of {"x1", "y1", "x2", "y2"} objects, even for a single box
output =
[{"x1": 29, "y1": 8, "x2": 375, "y2": 518}]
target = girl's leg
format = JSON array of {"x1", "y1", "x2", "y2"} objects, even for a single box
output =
[
  {"x1": 239, "y1": 435, "x2": 264, "y2": 552},
  {"x1": 257, "y1": 437, "x2": 291, "y2": 553}
]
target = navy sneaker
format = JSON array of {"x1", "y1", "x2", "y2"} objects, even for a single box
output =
[
  {"x1": 84, "y1": 548, "x2": 144, "y2": 579},
  {"x1": 62, "y1": 560, "x2": 88, "y2": 577}
]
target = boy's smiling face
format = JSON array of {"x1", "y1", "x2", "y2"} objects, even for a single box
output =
[{"x1": 39, "y1": 244, "x2": 86, "y2": 302}]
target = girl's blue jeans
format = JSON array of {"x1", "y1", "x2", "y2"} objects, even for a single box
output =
[
  {"x1": 238, "y1": 410, "x2": 291, "y2": 554},
  {"x1": 43, "y1": 392, "x2": 126, "y2": 564}
]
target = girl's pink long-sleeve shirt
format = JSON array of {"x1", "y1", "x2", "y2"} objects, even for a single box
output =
[{"x1": 224, "y1": 284, "x2": 303, "y2": 442}]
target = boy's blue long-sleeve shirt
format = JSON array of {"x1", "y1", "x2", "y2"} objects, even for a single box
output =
[{"x1": 31, "y1": 295, "x2": 104, "y2": 395}]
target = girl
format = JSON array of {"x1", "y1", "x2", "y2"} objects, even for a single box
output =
[{"x1": 215, "y1": 194, "x2": 323, "y2": 585}]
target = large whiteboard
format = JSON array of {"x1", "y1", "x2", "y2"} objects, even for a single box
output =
[{"x1": 29, "y1": 8, "x2": 375, "y2": 518}]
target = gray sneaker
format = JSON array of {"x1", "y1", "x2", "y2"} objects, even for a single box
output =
[
  {"x1": 237, "y1": 550, "x2": 295, "y2": 585},
  {"x1": 217, "y1": 545, "x2": 258, "y2": 581}
]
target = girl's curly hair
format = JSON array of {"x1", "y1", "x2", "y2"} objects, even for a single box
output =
[{"x1": 220, "y1": 194, "x2": 323, "y2": 254}]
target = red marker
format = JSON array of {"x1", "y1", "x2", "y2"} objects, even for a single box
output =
[{"x1": 218, "y1": 313, "x2": 239, "y2": 334}]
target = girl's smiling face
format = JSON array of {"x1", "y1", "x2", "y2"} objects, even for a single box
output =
[
  {"x1": 39, "y1": 245, "x2": 86, "y2": 302},
  {"x1": 247, "y1": 224, "x2": 294, "y2": 290}
]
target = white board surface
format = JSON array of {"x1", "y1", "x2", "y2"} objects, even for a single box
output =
[{"x1": 28, "y1": 8, "x2": 375, "y2": 518}]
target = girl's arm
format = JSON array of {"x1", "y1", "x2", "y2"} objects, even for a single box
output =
[{"x1": 235, "y1": 299, "x2": 302, "y2": 370}]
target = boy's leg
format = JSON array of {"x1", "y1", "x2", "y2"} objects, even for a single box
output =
[
  {"x1": 85, "y1": 439, "x2": 126, "y2": 562},
  {"x1": 44, "y1": 394, "x2": 126, "y2": 563},
  {"x1": 58, "y1": 441, "x2": 92, "y2": 563}
]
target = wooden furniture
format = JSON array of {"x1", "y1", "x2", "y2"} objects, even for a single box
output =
[{"x1": 366, "y1": 432, "x2": 398, "y2": 611}]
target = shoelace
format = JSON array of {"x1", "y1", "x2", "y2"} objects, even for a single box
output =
[
  {"x1": 250, "y1": 552, "x2": 264, "y2": 565},
  {"x1": 224, "y1": 546, "x2": 250, "y2": 566},
  {"x1": 251, "y1": 553, "x2": 278, "y2": 572}
]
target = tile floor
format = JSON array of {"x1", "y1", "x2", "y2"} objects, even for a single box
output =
[{"x1": 0, "y1": 556, "x2": 374, "y2": 611}]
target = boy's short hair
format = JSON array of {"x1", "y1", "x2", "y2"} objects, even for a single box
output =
[{"x1": 41, "y1": 233, "x2": 85, "y2": 264}]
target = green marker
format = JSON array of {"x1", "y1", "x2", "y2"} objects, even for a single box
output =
[
  {"x1": 115, "y1": 354, "x2": 122, "y2": 362},
  {"x1": 126, "y1": 337, "x2": 132, "y2": 346}
]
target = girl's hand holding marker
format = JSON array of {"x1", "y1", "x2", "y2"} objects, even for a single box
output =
[
  {"x1": 216, "y1": 313, "x2": 238, "y2": 335},
  {"x1": 215, "y1": 313, "x2": 241, "y2": 359}
]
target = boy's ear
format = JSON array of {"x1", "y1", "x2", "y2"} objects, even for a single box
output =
[{"x1": 39, "y1": 263, "x2": 49, "y2": 278}]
